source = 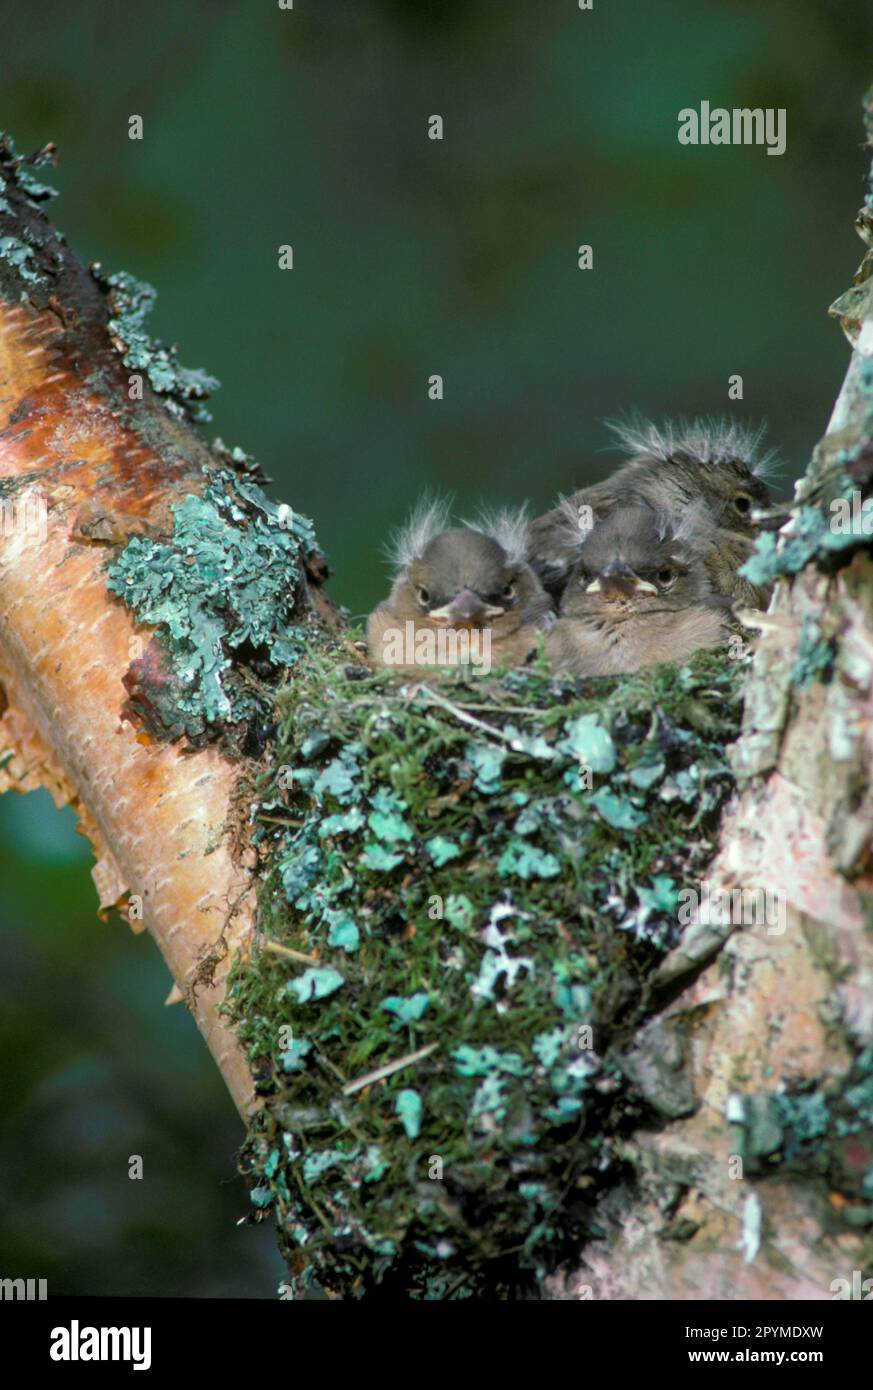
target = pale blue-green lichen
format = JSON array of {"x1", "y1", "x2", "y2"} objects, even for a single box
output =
[
  {"x1": 0, "y1": 234, "x2": 39, "y2": 283},
  {"x1": 0, "y1": 134, "x2": 58, "y2": 204},
  {"x1": 740, "y1": 502, "x2": 871, "y2": 587},
  {"x1": 0, "y1": 137, "x2": 58, "y2": 291},
  {"x1": 790, "y1": 618, "x2": 837, "y2": 690},
  {"x1": 730, "y1": 1051, "x2": 873, "y2": 1225},
  {"x1": 106, "y1": 467, "x2": 317, "y2": 745},
  {"x1": 91, "y1": 266, "x2": 220, "y2": 425}
]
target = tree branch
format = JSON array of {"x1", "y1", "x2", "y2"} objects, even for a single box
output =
[{"x1": 0, "y1": 137, "x2": 331, "y2": 1118}]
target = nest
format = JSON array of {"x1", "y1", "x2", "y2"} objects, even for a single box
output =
[{"x1": 228, "y1": 638, "x2": 746, "y2": 1298}]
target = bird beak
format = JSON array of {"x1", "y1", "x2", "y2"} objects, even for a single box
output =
[
  {"x1": 752, "y1": 505, "x2": 791, "y2": 532},
  {"x1": 589, "y1": 563, "x2": 658, "y2": 601},
  {"x1": 429, "y1": 588, "x2": 497, "y2": 627}
]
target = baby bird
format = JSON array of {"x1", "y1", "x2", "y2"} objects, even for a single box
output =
[
  {"x1": 529, "y1": 417, "x2": 776, "y2": 609},
  {"x1": 546, "y1": 503, "x2": 729, "y2": 677},
  {"x1": 367, "y1": 498, "x2": 553, "y2": 674}
]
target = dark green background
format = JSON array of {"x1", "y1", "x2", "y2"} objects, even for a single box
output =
[{"x1": 1, "y1": 0, "x2": 870, "y2": 1296}]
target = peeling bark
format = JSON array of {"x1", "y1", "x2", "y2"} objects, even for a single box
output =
[{"x1": 0, "y1": 142, "x2": 331, "y2": 1119}]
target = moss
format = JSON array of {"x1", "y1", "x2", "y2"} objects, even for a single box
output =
[
  {"x1": 227, "y1": 640, "x2": 747, "y2": 1298},
  {"x1": 106, "y1": 467, "x2": 318, "y2": 747}
]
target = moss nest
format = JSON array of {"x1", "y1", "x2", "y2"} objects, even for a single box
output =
[{"x1": 228, "y1": 640, "x2": 747, "y2": 1298}]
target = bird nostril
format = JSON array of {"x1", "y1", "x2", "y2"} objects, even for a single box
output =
[
  {"x1": 597, "y1": 564, "x2": 645, "y2": 601},
  {"x1": 448, "y1": 588, "x2": 487, "y2": 623}
]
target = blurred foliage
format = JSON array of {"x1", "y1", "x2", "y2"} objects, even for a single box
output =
[{"x1": 0, "y1": 0, "x2": 871, "y2": 1295}]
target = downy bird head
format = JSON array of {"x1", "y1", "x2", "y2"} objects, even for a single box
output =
[
  {"x1": 383, "y1": 496, "x2": 552, "y2": 636},
  {"x1": 601, "y1": 416, "x2": 776, "y2": 536},
  {"x1": 561, "y1": 502, "x2": 721, "y2": 620}
]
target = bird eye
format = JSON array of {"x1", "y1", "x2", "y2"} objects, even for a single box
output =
[
  {"x1": 502, "y1": 582, "x2": 516, "y2": 602},
  {"x1": 416, "y1": 586, "x2": 430, "y2": 606},
  {"x1": 734, "y1": 494, "x2": 752, "y2": 515},
  {"x1": 657, "y1": 568, "x2": 675, "y2": 587}
]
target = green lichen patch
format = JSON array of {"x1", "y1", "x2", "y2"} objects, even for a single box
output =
[
  {"x1": 0, "y1": 233, "x2": 40, "y2": 284},
  {"x1": 740, "y1": 502, "x2": 872, "y2": 588},
  {"x1": 106, "y1": 467, "x2": 318, "y2": 747},
  {"x1": 0, "y1": 133, "x2": 59, "y2": 204},
  {"x1": 731, "y1": 1051, "x2": 873, "y2": 1226},
  {"x1": 0, "y1": 137, "x2": 59, "y2": 291},
  {"x1": 90, "y1": 265, "x2": 220, "y2": 424},
  {"x1": 790, "y1": 618, "x2": 837, "y2": 690},
  {"x1": 228, "y1": 642, "x2": 746, "y2": 1298}
]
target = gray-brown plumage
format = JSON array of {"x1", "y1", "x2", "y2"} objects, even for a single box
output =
[
  {"x1": 530, "y1": 417, "x2": 775, "y2": 609},
  {"x1": 546, "y1": 503, "x2": 729, "y2": 677},
  {"x1": 367, "y1": 498, "x2": 553, "y2": 674}
]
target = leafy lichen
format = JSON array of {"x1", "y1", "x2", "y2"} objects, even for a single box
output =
[
  {"x1": 790, "y1": 618, "x2": 837, "y2": 690},
  {"x1": 740, "y1": 502, "x2": 869, "y2": 587},
  {"x1": 106, "y1": 467, "x2": 317, "y2": 746},
  {"x1": 0, "y1": 233, "x2": 40, "y2": 284},
  {"x1": 0, "y1": 133, "x2": 58, "y2": 204},
  {"x1": 730, "y1": 1051, "x2": 873, "y2": 1226},
  {"x1": 90, "y1": 266, "x2": 220, "y2": 424},
  {"x1": 228, "y1": 642, "x2": 747, "y2": 1298},
  {"x1": 0, "y1": 136, "x2": 59, "y2": 290}
]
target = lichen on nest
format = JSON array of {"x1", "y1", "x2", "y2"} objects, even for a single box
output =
[{"x1": 228, "y1": 641, "x2": 747, "y2": 1299}]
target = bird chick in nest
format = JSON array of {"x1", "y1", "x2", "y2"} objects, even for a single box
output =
[
  {"x1": 530, "y1": 416, "x2": 777, "y2": 608},
  {"x1": 367, "y1": 497, "x2": 553, "y2": 675},
  {"x1": 546, "y1": 502, "x2": 730, "y2": 677}
]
